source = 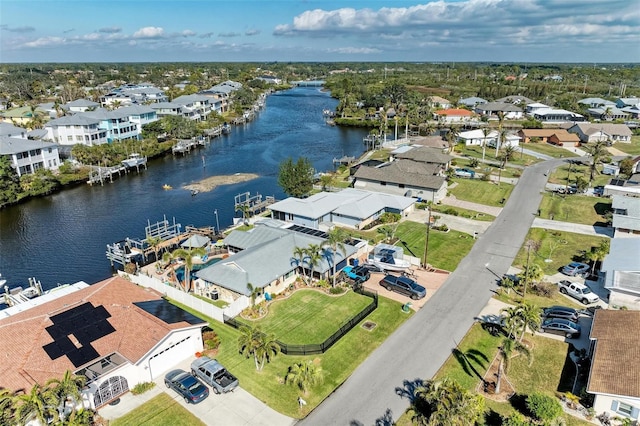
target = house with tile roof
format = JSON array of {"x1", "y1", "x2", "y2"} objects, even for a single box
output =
[
  {"x1": 0, "y1": 276, "x2": 206, "y2": 409},
  {"x1": 433, "y1": 108, "x2": 475, "y2": 124},
  {"x1": 587, "y1": 310, "x2": 640, "y2": 422},
  {"x1": 517, "y1": 129, "x2": 580, "y2": 147},
  {"x1": 568, "y1": 123, "x2": 632, "y2": 144}
]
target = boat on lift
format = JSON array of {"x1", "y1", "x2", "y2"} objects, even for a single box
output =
[{"x1": 121, "y1": 153, "x2": 147, "y2": 168}]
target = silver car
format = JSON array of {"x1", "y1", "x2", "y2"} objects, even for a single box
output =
[{"x1": 541, "y1": 318, "x2": 581, "y2": 338}]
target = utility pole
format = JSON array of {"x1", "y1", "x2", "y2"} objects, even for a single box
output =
[{"x1": 422, "y1": 206, "x2": 432, "y2": 269}]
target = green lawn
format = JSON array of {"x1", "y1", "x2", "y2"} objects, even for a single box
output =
[
  {"x1": 111, "y1": 393, "x2": 205, "y2": 426},
  {"x1": 612, "y1": 135, "x2": 640, "y2": 155},
  {"x1": 512, "y1": 228, "x2": 609, "y2": 276},
  {"x1": 397, "y1": 323, "x2": 593, "y2": 426},
  {"x1": 429, "y1": 204, "x2": 496, "y2": 222},
  {"x1": 523, "y1": 142, "x2": 579, "y2": 158},
  {"x1": 449, "y1": 179, "x2": 515, "y2": 207},
  {"x1": 539, "y1": 193, "x2": 612, "y2": 226},
  {"x1": 394, "y1": 220, "x2": 476, "y2": 271},
  {"x1": 459, "y1": 145, "x2": 540, "y2": 166},
  {"x1": 169, "y1": 295, "x2": 411, "y2": 418},
  {"x1": 237, "y1": 290, "x2": 371, "y2": 344},
  {"x1": 547, "y1": 162, "x2": 612, "y2": 188}
]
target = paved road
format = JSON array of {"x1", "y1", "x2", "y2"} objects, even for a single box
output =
[{"x1": 301, "y1": 158, "x2": 567, "y2": 426}]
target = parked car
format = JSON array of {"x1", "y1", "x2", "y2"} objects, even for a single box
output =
[
  {"x1": 342, "y1": 265, "x2": 371, "y2": 283},
  {"x1": 561, "y1": 262, "x2": 590, "y2": 277},
  {"x1": 164, "y1": 369, "x2": 209, "y2": 404},
  {"x1": 454, "y1": 168, "x2": 475, "y2": 178},
  {"x1": 541, "y1": 317, "x2": 581, "y2": 338},
  {"x1": 191, "y1": 356, "x2": 239, "y2": 394},
  {"x1": 379, "y1": 275, "x2": 426, "y2": 299},
  {"x1": 558, "y1": 280, "x2": 599, "y2": 304},
  {"x1": 593, "y1": 185, "x2": 605, "y2": 197},
  {"x1": 542, "y1": 306, "x2": 580, "y2": 322}
]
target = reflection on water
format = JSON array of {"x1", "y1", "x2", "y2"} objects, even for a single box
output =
[{"x1": 0, "y1": 87, "x2": 368, "y2": 290}]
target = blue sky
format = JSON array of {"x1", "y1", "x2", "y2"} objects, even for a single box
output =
[{"x1": 1, "y1": 0, "x2": 639, "y2": 63}]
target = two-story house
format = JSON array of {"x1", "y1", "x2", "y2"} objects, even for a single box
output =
[
  {"x1": 44, "y1": 114, "x2": 108, "y2": 146},
  {"x1": 0, "y1": 134, "x2": 61, "y2": 177}
]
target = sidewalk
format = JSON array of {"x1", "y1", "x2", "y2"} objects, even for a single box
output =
[
  {"x1": 403, "y1": 209, "x2": 492, "y2": 236},
  {"x1": 441, "y1": 195, "x2": 503, "y2": 216}
]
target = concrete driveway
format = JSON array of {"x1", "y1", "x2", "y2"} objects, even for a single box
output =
[
  {"x1": 99, "y1": 356, "x2": 295, "y2": 426},
  {"x1": 362, "y1": 269, "x2": 449, "y2": 311}
]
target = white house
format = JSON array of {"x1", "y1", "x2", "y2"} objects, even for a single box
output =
[
  {"x1": 532, "y1": 108, "x2": 584, "y2": 123},
  {"x1": 611, "y1": 195, "x2": 640, "y2": 238},
  {"x1": 587, "y1": 310, "x2": 640, "y2": 422},
  {"x1": 525, "y1": 102, "x2": 550, "y2": 115},
  {"x1": 474, "y1": 102, "x2": 523, "y2": 120},
  {"x1": 458, "y1": 129, "x2": 498, "y2": 147},
  {"x1": 171, "y1": 95, "x2": 213, "y2": 121},
  {"x1": 0, "y1": 136, "x2": 61, "y2": 177},
  {"x1": 568, "y1": 123, "x2": 633, "y2": 144},
  {"x1": 64, "y1": 99, "x2": 100, "y2": 113},
  {"x1": 0, "y1": 276, "x2": 206, "y2": 410},
  {"x1": 45, "y1": 114, "x2": 108, "y2": 146},
  {"x1": 601, "y1": 238, "x2": 640, "y2": 310}
]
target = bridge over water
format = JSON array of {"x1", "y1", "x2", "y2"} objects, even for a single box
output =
[{"x1": 291, "y1": 80, "x2": 325, "y2": 87}]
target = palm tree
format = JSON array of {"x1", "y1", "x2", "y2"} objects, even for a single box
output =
[
  {"x1": 413, "y1": 378, "x2": 485, "y2": 426},
  {"x1": 495, "y1": 111, "x2": 505, "y2": 156},
  {"x1": 305, "y1": 244, "x2": 322, "y2": 284},
  {"x1": 481, "y1": 127, "x2": 491, "y2": 162},
  {"x1": 521, "y1": 239, "x2": 541, "y2": 299},
  {"x1": 501, "y1": 144, "x2": 517, "y2": 166},
  {"x1": 584, "y1": 140, "x2": 609, "y2": 182},
  {"x1": 585, "y1": 240, "x2": 610, "y2": 276},
  {"x1": 246, "y1": 282, "x2": 261, "y2": 308},
  {"x1": 237, "y1": 326, "x2": 280, "y2": 371},
  {"x1": 235, "y1": 203, "x2": 251, "y2": 224},
  {"x1": 285, "y1": 361, "x2": 324, "y2": 393},
  {"x1": 445, "y1": 125, "x2": 460, "y2": 152},
  {"x1": 46, "y1": 370, "x2": 86, "y2": 422},
  {"x1": 15, "y1": 383, "x2": 58, "y2": 426},
  {"x1": 162, "y1": 247, "x2": 206, "y2": 292},
  {"x1": 292, "y1": 246, "x2": 308, "y2": 284},
  {"x1": 515, "y1": 302, "x2": 542, "y2": 342},
  {"x1": 0, "y1": 388, "x2": 17, "y2": 426},
  {"x1": 501, "y1": 305, "x2": 525, "y2": 339},
  {"x1": 496, "y1": 337, "x2": 532, "y2": 394},
  {"x1": 324, "y1": 228, "x2": 347, "y2": 287},
  {"x1": 145, "y1": 233, "x2": 163, "y2": 263}
]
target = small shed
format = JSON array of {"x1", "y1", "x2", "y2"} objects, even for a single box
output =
[{"x1": 181, "y1": 234, "x2": 211, "y2": 249}]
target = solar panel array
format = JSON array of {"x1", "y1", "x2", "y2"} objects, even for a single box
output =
[
  {"x1": 134, "y1": 299, "x2": 204, "y2": 325},
  {"x1": 43, "y1": 302, "x2": 115, "y2": 368},
  {"x1": 288, "y1": 224, "x2": 328, "y2": 239}
]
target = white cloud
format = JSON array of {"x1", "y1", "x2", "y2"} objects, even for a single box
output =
[
  {"x1": 133, "y1": 26, "x2": 164, "y2": 38},
  {"x1": 23, "y1": 36, "x2": 65, "y2": 48}
]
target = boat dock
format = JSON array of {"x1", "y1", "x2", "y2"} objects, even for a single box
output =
[
  {"x1": 87, "y1": 164, "x2": 129, "y2": 185},
  {"x1": 333, "y1": 155, "x2": 356, "y2": 166},
  {"x1": 234, "y1": 191, "x2": 276, "y2": 218}
]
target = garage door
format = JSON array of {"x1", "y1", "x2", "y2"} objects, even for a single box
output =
[{"x1": 148, "y1": 335, "x2": 195, "y2": 379}]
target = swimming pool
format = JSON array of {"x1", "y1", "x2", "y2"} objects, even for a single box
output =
[{"x1": 174, "y1": 258, "x2": 221, "y2": 283}]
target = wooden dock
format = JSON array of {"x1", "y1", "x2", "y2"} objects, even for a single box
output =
[
  {"x1": 234, "y1": 192, "x2": 276, "y2": 217},
  {"x1": 87, "y1": 164, "x2": 128, "y2": 185}
]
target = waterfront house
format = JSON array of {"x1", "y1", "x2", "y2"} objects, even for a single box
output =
[
  {"x1": 458, "y1": 129, "x2": 498, "y2": 147},
  {"x1": 269, "y1": 188, "x2": 415, "y2": 230},
  {"x1": 532, "y1": 107, "x2": 585, "y2": 123},
  {"x1": 587, "y1": 310, "x2": 640, "y2": 422},
  {"x1": 83, "y1": 105, "x2": 157, "y2": 143},
  {"x1": 0, "y1": 276, "x2": 206, "y2": 409},
  {"x1": 495, "y1": 95, "x2": 536, "y2": 106},
  {"x1": 0, "y1": 136, "x2": 61, "y2": 176},
  {"x1": 568, "y1": 122, "x2": 632, "y2": 144},
  {"x1": 578, "y1": 98, "x2": 616, "y2": 109},
  {"x1": 150, "y1": 102, "x2": 185, "y2": 118},
  {"x1": 44, "y1": 114, "x2": 108, "y2": 146},
  {"x1": 427, "y1": 96, "x2": 452, "y2": 109},
  {"x1": 200, "y1": 80, "x2": 243, "y2": 113},
  {"x1": 616, "y1": 97, "x2": 640, "y2": 109},
  {"x1": 586, "y1": 106, "x2": 629, "y2": 121},
  {"x1": 195, "y1": 222, "x2": 361, "y2": 302},
  {"x1": 171, "y1": 95, "x2": 213, "y2": 121}
]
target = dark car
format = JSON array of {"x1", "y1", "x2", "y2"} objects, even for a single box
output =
[
  {"x1": 541, "y1": 317, "x2": 581, "y2": 338},
  {"x1": 561, "y1": 262, "x2": 590, "y2": 277},
  {"x1": 379, "y1": 275, "x2": 426, "y2": 300},
  {"x1": 164, "y1": 369, "x2": 209, "y2": 404},
  {"x1": 542, "y1": 305, "x2": 579, "y2": 322}
]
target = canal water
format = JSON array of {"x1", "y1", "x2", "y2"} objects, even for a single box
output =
[{"x1": 0, "y1": 87, "x2": 369, "y2": 291}]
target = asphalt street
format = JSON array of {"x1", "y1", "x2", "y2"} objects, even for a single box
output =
[{"x1": 300, "y1": 158, "x2": 567, "y2": 426}]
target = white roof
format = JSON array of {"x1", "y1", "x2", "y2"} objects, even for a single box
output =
[{"x1": 458, "y1": 129, "x2": 499, "y2": 139}]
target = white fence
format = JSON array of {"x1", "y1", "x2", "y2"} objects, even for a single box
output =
[{"x1": 119, "y1": 272, "x2": 248, "y2": 323}]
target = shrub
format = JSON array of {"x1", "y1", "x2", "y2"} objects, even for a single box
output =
[
  {"x1": 501, "y1": 412, "x2": 528, "y2": 426},
  {"x1": 329, "y1": 286, "x2": 346, "y2": 295},
  {"x1": 379, "y1": 212, "x2": 401, "y2": 223},
  {"x1": 480, "y1": 172, "x2": 492, "y2": 181},
  {"x1": 443, "y1": 208, "x2": 459, "y2": 216},
  {"x1": 526, "y1": 392, "x2": 563, "y2": 422},
  {"x1": 203, "y1": 330, "x2": 220, "y2": 350},
  {"x1": 469, "y1": 158, "x2": 480, "y2": 168},
  {"x1": 131, "y1": 382, "x2": 156, "y2": 395},
  {"x1": 530, "y1": 281, "x2": 555, "y2": 298}
]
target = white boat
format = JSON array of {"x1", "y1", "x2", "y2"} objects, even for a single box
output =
[
  {"x1": 369, "y1": 247, "x2": 412, "y2": 272},
  {"x1": 122, "y1": 153, "x2": 147, "y2": 168}
]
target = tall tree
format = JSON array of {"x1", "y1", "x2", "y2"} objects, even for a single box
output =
[
  {"x1": 0, "y1": 388, "x2": 17, "y2": 426},
  {"x1": 496, "y1": 337, "x2": 532, "y2": 394},
  {"x1": 323, "y1": 228, "x2": 347, "y2": 287},
  {"x1": 277, "y1": 157, "x2": 314, "y2": 198},
  {"x1": 305, "y1": 244, "x2": 322, "y2": 283},
  {"x1": 584, "y1": 140, "x2": 609, "y2": 182},
  {"x1": 15, "y1": 384, "x2": 58, "y2": 426},
  {"x1": 162, "y1": 247, "x2": 206, "y2": 292},
  {"x1": 292, "y1": 246, "x2": 308, "y2": 283},
  {"x1": 46, "y1": 370, "x2": 86, "y2": 422},
  {"x1": 237, "y1": 326, "x2": 279, "y2": 371},
  {"x1": 0, "y1": 155, "x2": 21, "y2": 207}
]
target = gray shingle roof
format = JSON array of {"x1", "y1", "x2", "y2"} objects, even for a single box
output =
[
  {"x1": 65, "y1": 99, "x2": 100, "y2": 108},
  {"x1": 475, "y1": 102, "x2": 523, "y2": 113},
  {"x1": 393, "y1": 146, "x2": 452, "y2": 164},
  {"x1": 0, "y1": 137, "x2": 57, "y2": 155},
  {"x1": 0, "y1": 122, "x2": 27, "y2": 137},
  {"x1": 45, "y1": 114, "x2": 101, "y2": 127},
  {"x1": 354, "y1": 160, "x2": 446, "y2": 190}
]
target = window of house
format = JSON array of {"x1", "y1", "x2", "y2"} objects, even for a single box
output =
[
  {"x1": 67, "y1": 135, "x2": 73, "y2": 142},
  {"x1": 617, "y1": 402, "x2": 633, "y2": 417},
  {"x1": 76, "y1": 135, "x2": 83, "y2": 142}
]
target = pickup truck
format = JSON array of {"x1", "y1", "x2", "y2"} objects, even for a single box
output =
[
  {"x1": 379, "y1": 274, "x2": 426, "y2": 300},
  {"x1": 342, "y1": 265, "x2": 371, "y2": 283},
  {"x1": 191, "y1": 356, "x2": 239, "y2": 394},
  {"x1": 558, "y1": 280, "x2": 599, "y2": 305}
]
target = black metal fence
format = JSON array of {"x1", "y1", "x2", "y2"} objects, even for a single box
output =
[{"x1": 224, "y1": 287, "x2": 378, "y2": 356}]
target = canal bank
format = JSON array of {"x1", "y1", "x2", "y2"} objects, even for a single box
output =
[{"x1": 0, "y1": 87, "x2": 369, "y2": 291}]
